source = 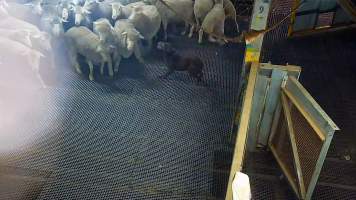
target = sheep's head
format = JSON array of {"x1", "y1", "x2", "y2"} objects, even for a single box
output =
[
  {"x1": 111, "y1": 2, "x2": 123, "y2": 20},
  {"x1": 60, "y1": 2, "x2": 71, "y2": 22},
  {"x1": 128, "y1": 6, "x2": 144, "y2": 20},
  {"x1": 122, "y1": 29, "x2": 144, "y2": 52},
  {"x1": 43, "y1": 15, "x2": 65, "y2": 37},
  {"x1": 93, "y1": 18, "x2": 113, "y2": 43},
  {"x1": 74, "y1": 5, "x2": 91, "y2": 26},
  {"x1": 33, "y1": 0, "x2": 44, "y2": 15}
]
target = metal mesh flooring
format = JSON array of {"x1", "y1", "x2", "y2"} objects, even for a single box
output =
[
  {"x1": 245, "y1": 29, "x2": 356, "y2": 199},
  {"x1": 0, "y1": 35, "x2": 244, "y2": 199}
]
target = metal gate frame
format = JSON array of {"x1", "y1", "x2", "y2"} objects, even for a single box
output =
[
  {"x1": 226, "y1": 63, "x2": 301, "y2": 200},
  {"x1": 269, "y1": 76, "x2": 340, "y2": 199},
  {"x1": 288, "y1": 0, "x2": 356, "y2": 37}
]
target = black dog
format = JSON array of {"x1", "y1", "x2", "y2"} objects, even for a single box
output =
[{"x1": 157, "y1": 42, "x2": 204, "y2": 83}]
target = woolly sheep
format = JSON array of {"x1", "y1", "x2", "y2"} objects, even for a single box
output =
[
  {"x1": 148, "y1": 0, "x2": 195, "y2": 40},
  {"x1": 0, "y1": 10, "x2": 52, "y2": 52},
  {"x1": 93, "y1": 18, "x2": 144, "y2": 73},
  {"x1": 223, "y1": 0, "x2": 239, "y2": 33},
  {"x1": 64, "y1": 26, "x2": 113, "y2": 80},
  {"x1": 199, "y1": 0, "x2": 225, "y2": 44},
  {"x1": 0, "y1": 28, "x2": 33, "y2": 47},
  {"x1": 194, "y1": 0, "x2": 213, "y2": 28},
  {"x1": 128, "y1": 4, "x2": 161, "y2": 49},
  {"x1": 0, "y1": 36, "x2": 46, "y2": 87},
  {"x1": 111, "y1": 1, "x2": 146, "y2": 20}
]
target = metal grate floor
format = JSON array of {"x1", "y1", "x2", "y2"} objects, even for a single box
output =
[{"x1": 0, "y1": 35, "x2": 244, "y2": 199}]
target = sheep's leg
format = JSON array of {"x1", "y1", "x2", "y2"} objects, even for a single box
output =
[
  {"x1": 181, "y1": 22, "x2": 188, "y2": 35},
  {"x1": 162, "y1": 20, "x2": 168, "y2": 41},
  {"x1": 36, "y1": 72, "x2": 47, "y2": 88},
  {"x1": 235, "y1": 19, "x2": 239, "y2": 33},
  {"x1": 114, "y1": 53, "x2": 122, "y2": 73},
  {"x1": 134, "y1": 44, "x2": 144, "y2": 63},
  {"x1": 100, "y1": 62, "x2": 105, "y2": 75},
  {"x1": 146, "y1": 39, "x2": 152, "y2": 51},
  {"x1": 107, "y1": 55, "x2": 114, "y2": 78},
  {"x1": 68, "y1": 47, "x2": 82, "y2": 74},
  {"x1": 195, "y1": 17, "x2": 200, "y2": 30},
  {"x1": 217, "y1": 21, "x2": 226, "y2": 45},
  {"x1": 87, "y1": 60, "x2": 95, "y2": 81},
  {"x1": 198, "y1": 28, "x2": 204, "y2": 44},
  {"x1": 188, "y1": 25, "x2": 194, "y2": 38}
]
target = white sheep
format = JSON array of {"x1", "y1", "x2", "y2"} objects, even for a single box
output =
[
  {"x1": 72, "y1": 3, "x2": 92, "y2": 26},
  {"x1": 0, "y1": 28, "x2": 33, "y2": 47},
  {"x1": 93, "y1": 18, "x2": 144, "y2": 73},
  {"x1": 149, "y1": 0, "x2": 195, "y2": 40},
  {"x1": 0, "y1": 9, "x2": 52, "y2": 52},
  {"x1": 113, "y1": 19, "x2": 144, "y2": 69},
  {"x1": 3, "y1": 1, "x2": 42, "y2": 25},
  {"x1": 223, "y1": 0, "x2": 239, "y2": 33},
  {"x1": 64, "y1": 26, "x2": 113, "y2": 80},
  {"x1": 194, "y1": 0, "x2": 214, "y2": 28},
  {"x1": 40, "y1": 13, "x2": 66, "y2": 38},
  {"x1": 0, "y1": 36, "x2": 46, "y2": 87},
  {"x1": 92, "y1": 0, "x2": 114, "y2": 20},
  {"x1": 199, "y1": 0, "x2": 225, "y2": 44},
  {"x1": 72, "y1": 0, "x2": 119, "y2": 26},
  {"x1": 111, "y1": 1, "x2": 146, "y2": 20},
  {"x1": 128, "y1": 4, "x2": 161, "y2": 49}
]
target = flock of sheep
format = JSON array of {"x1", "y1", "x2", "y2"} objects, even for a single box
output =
[{"x1": 0, "y1": 0, "x2": 239, "y2": 83}]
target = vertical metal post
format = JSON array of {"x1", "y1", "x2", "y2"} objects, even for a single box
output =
[
  {"x1": 245, "y1": 0, "x2": 273, "y2": 63},
  {"x1": 288, "y1": 0, "x2": 300, "y2": 36},
  {"x1": 236, "y1": 0, "x2": 273, "y2": 112},
  {"x1": 234, "y1": 0, "x2": 273, "y2": 137},
  {"x1": 228, "y1": 1, "x2": 273, "y2": 199}
]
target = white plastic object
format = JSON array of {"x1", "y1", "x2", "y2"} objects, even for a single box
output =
[{"x1": 232, "y1": 172, "x2": 251, "y2": 200}]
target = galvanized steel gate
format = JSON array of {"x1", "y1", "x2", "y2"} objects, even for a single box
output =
[{"x1": 226, "y1": 62, "x2": 339, "y2": 200}]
